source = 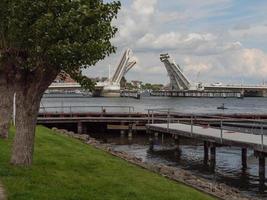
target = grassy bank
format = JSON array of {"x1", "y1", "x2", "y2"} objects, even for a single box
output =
[{"x1": 0, "y1": 126, "x2": 215, "y2": 200}]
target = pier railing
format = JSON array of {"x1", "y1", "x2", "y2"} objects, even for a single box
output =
[
  {"x1": 39, "y1": 105, "x2": 135, "y2": 115},
  {"x1": 147, "y1": 108, "x2": 267, "y2": 148}
]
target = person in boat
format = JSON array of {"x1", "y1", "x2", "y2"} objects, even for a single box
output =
[{"x1": 217, "y1": 103, "x2": 227, "y2": 109}]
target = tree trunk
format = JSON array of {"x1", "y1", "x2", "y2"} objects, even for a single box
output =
[
  {"x1": 10, "y1": 89, "x2": 41, "y2": 166},
  {"x1": 10, "y1": 67, "x2": 59, "y2": 166},
  {"x1": 0, "y1": 85, "x2": 13, "y2": 139}
]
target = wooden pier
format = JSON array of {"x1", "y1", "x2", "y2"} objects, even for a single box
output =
[
  {"x1": 147, "y1": 122, "x2": 267, "y2": 185},
  {"x1": 147, "y1": 123, "x2": 267, "y2": 152},
  {"x1": 38, "y1": 106, "x2": 267, "y2": 136},
  {"x1": 37, "y1": 105, "x2": 267, "y2": 188}
]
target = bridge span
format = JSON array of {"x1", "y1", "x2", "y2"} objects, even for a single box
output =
[
  {"x1": 158, "y1": 53, "x2": 267, "y2": 97},
  {"x1": 204, "y1": 85, "x2": 267, "y2": 97}
]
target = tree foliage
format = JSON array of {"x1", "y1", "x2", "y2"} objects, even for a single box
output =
[
  {"x1": 0, "y1": 0, "x2": 120, "y2": 79},
  {"x1": 0, "y1": 0, "x2": 121, "y2": 166}
]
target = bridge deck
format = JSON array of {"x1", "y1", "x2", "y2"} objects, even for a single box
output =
[{"x1": 147, "y1": 123, "x2": 267, "y2": 153}]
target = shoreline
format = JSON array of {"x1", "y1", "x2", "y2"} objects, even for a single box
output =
[{"x1": 52, "y1": 128, "x2": 258, "y2": 200}]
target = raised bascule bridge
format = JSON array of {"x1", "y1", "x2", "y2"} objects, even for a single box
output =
[
  {"x1": 93, "y1": 48, "x2": 137, "y2": 97},
  {"x1": 152, "y1": 53, "x2": 267, "y2": 98},
  {"x1": 48, "y1": 49, "x2": 137, "y2": 97},
  {"x1": 160, "y1": 53, "x2": 191, "y2": 91}
]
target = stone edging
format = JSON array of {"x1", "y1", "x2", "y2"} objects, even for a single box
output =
[{"x1": 52, "y1": 128, "x2": 258, "y2": 200}]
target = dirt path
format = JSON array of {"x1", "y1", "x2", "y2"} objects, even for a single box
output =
[{"x1": 0, "y1": 183, "x2": 6, "y2": 200}]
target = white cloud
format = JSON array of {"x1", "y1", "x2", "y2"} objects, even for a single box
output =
[
  {"x1": 136, "y1": 31, "x2": 242, "y2": 57},
  {"x1": 226, "y1": 48, "x2": 267, "y2": 77},
  {"x1": 180, "y1": 48, "x2": 267, "y2": 84},
  {"x1": 132, "y1": 0, "x2": 157, "y2": 16},
  {"x1": 85, "y1": 0, "x2": 267, "y2": 85},
  {"x1": 137, "y1": 32, "x2": 216, "y2": 49},
  {"x1": 112, "y1": 0, "x2": 158, "y2": 46},
  {"x1": 157, "y1": 11, "x2": 189, "y2": 24},
  {"x1": 229, "y1": 24, "x2": 267, "y2": 39},
  {"x1": 160, "y1": 0, "x2": 234, "y2": 24}
]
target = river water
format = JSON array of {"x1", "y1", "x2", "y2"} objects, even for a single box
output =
[
  {"x1": 41, "y1": 96, "x2": 267, "y2": 114},
  {"x1": 41, "y1": 96, "x2": 267, "y2": 199}
]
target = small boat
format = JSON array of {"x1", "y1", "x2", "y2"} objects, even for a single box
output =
[{"x1": 217, "y1": 103, "x2": 227, "y2": 110}]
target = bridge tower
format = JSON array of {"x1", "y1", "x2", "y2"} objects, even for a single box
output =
[
  {"x1": 160, "y1": 53, "x2": 191, "y2": 90},
  {"x1": 111, "y1": 49, "x2": 137, "y2": 85},
  {"x1": 93, "y1": 49, "x2": 137, "y2": 97}
]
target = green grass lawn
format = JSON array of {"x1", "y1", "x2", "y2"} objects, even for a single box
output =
[{"x1": 0, "y1": 126, "x2": 215, "y2": 200}]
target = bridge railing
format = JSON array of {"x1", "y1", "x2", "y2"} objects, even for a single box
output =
[
  {"x1": 39, "y1": 105, "x2": 135, "y2": 115},
  {"x1": 147, "y1": 108, "x2": 267, "y2": 129},
  {"x1": 147, "y1": 108, "x2": 267, "y2": 148}
]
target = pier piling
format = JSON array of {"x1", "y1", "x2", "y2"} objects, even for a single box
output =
[
  {"x1": 210, "y1": 145, "x2": 216, "y2": 171},
  {"x1": 174, "y1": 135, "x2": 181, "y2": 156},
  {"x1": 149, "y1": 135, "x2": 154, "y2": 151},
  {"x1": 204, "y1": 141, "x2": 209, "y2": 166},
  {"x1": 154, "y1": 132, "x2": 159, "y2": 140},
  {"x1": 174, "y1": 135, "x2": 179, "y2": 149},
  {"x1": 241, "y1": 148, "x2": 247, "y2": 170},
  {"x1": 147, "y1": 129, "x2": 154, "y2": 151},
  {"x1": 128, "y1": 124, "x2": 133, "y2": 140},
  {"x1": 259, "y1": 154, "x2": 266, "y2": 187},
  {"x1": 120, "y1": 130, "x2": 125, "y2": 138},
  {"x1": 254, "y1": 151, "x2": 266, "y2": 189},
  {"x1": 120, "y1": 122, "x2": 125, "y2": 138},
  {"x1": 77, "y1": 122, "x2": 83, "y2": 134}
]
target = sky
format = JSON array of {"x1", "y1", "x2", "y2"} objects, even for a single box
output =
[{"x1": 84, "y1": 0, "x2": 267, "y2": 85}]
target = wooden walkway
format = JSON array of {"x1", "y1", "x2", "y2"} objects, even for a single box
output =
[
  {"x1": 38, "y1": 116, "x2": 148, "y2": 123},
  {"x1": 147, "y1": 122, "x2": 267, "y2": 186},
  {"x1": 147, "y1": 123, "x2": 267, "y2": 153}
]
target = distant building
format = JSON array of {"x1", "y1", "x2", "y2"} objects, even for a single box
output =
[
  {"x1": 101, "y1": 77, "x2": 109, "y2": 82},
  {"x1": 54, "y1": 71, "x2": 77, "y2": 83},
  {"x1": 120, "y1": 77, "x2": 127, "y2": 89},
  {"x1": 131, "y1": 80, "x2": 142, "y2": 89}
]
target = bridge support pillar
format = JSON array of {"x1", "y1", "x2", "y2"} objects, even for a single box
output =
[
  {"x1": 204, "y1": 141, "x2": 209, "y2": 166},
  {"x1": 210, "y1": 144, "x2": 216, "y2": 171},
  {"x1": 242, "y1": 148, "x2": 247, "y2": 170}
]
